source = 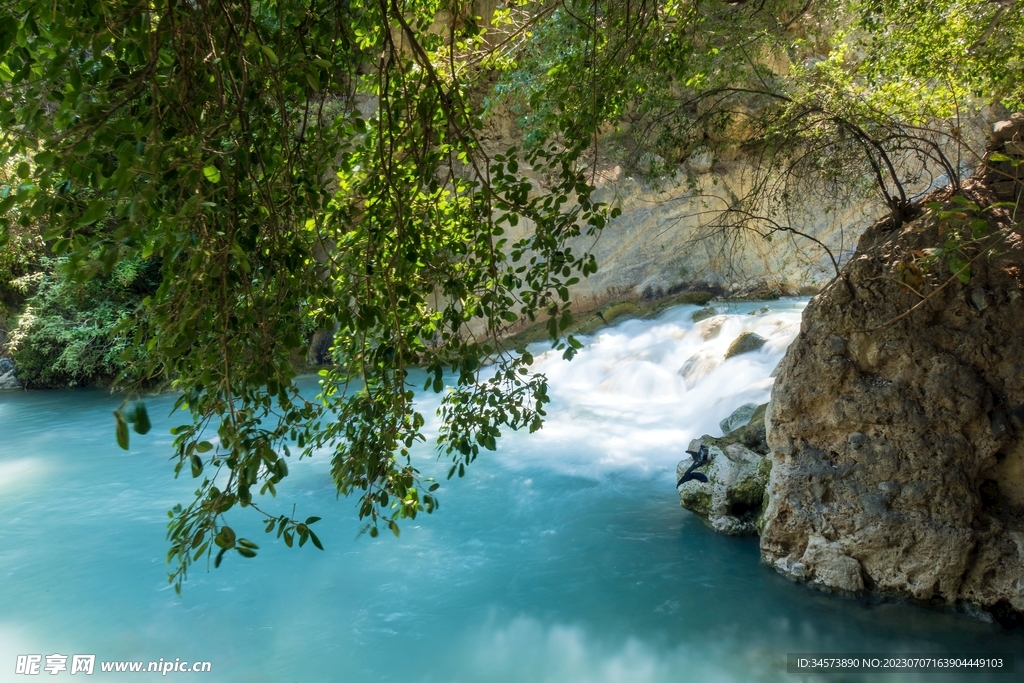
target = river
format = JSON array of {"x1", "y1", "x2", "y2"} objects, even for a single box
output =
[{"x1": 2, "y1": 299, "x2": 1021, "y2": 681}]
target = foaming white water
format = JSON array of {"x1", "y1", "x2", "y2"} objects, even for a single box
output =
[
  {"x1": 464, "y1": 615, "x2": 776, "y2": 683},
  {"x1": 500, "y1": 300, "x2": 805, "y2": 477}
]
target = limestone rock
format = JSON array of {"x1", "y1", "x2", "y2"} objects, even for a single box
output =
[
  {"x1": 637, "y1": 152, "x2": 667, "y2": 175},
  {"x1": 598, "y1": 300, "x2": 640, "y2": 325},
  {"x1": 677, "y1": 437, "x2": 771, "y2": 535},
  {"x1": 725, "y1": 332, "x2": 767, "y2": 359},
  {"x1": 796, "y1": 536, "x2": 865, "y2": 594},
  {"x1": 0, "y1": 357, "x2": 20, "y2": 390},
  {"x1": 761, "y1": 181, "x2": 1024, "y2": 624},
  {"x1": 716, "y1": 402, "x2": 770, "y2": 455},
  {"x1": 691, "y1": 306, "x2": 717, "y2": 322},
  {"x1": 696, "y1": 315, "x2": 725, "y2": 340},
  {"x1": 720, "y1": 402, "x2": 758, "y2": 434},
  {"x1": 992, "y1": 115, "x2": 1024, "y2": 143},
  {"x1": 685, "y1": 147, "x2": 714, "y2": 174}
]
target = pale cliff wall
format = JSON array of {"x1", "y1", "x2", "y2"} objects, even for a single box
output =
[{"x1": 495, "y1": 161, "x2": 879, "y2": 322}]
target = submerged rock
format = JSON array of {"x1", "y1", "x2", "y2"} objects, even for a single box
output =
[
  {"x1": 761, "y1": 179, "x2": 1024, "y2": 623},
  {"x1": 691, "y1": 306, "x2": 717, "y2": 322},
  {"x1": 678, "y1": 351, "x2": 720, "y2": 389},
  {"x1": 724, "y1": 332, "x2": 766, "y2": 358},
  {"x1": 599, "y1": 301, "x2": 640, "y2": 325},
  {"x1": 696, "y1": 315, "x2": 725, "y2": 340}
]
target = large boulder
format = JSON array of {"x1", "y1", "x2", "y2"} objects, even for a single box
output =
[{"x1": 761, "y1": 180, "x2": 1024, "y2": 622}]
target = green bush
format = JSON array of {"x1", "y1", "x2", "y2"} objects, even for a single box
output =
[{"x1": 7, "y1": 257, "x2": 155, "y2": 387}]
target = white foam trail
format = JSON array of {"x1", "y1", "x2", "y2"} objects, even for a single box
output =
[
  {"x1": 496, "y1": 300, "x2": 806, "y2": 477},
  {"x1": 463, "y1": 615, "x2": 779, "y2": 683}
]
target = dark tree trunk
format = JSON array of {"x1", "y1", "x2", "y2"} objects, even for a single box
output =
[{"x1": 306, "y1": 326, "x2": 336, "y2": 366}]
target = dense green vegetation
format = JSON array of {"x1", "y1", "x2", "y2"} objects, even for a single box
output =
[
  {"x1": 6, "y1": 256, "x2": 156, "y2": 386},
  {"x1": 0, "y1": 0, "x2": 1020, "y2": 588}
]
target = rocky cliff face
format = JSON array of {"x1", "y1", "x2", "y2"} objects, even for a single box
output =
[
  {"x1": 502, "y1": 164, "x2": 872, "y2": 317},
  {"x1": 761, "y1": 143, "x2": 1024, "y2": 625}
]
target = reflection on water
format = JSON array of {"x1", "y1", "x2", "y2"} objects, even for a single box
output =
[{"x1": 1, "y1": 299, "x2": 1021, "y2": 682}]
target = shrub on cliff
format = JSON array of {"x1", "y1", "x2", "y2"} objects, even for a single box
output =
[{"x1": 7, "y1": 257, "x2": 154, "y2": 387}]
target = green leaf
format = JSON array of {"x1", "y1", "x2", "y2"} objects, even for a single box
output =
[
  {"x1": 115, "y1": 412, "x2": 129, "y2": 450},
  {"x1": 0, "y1": 16, "x2": 17, "y2": 54},
  {"x1": 80, "y1": 199, "x2": 110, "y2": 225},
  {"x1": 260, "y1": 44, "x2": 278, "y2": 65},
  {"x1": 52, "y1": 237, "x2": 71, "y2": 255},
  {"x1": 132, "y1": 401, "x2": 151, "y2": 434},
  {"x1": 309, "y1": 529, "x2": 324, "y2": 550},
  {"x1": 202, "y1": 165, "x2": 221, "y2": 183},
  {"x1": 948, "y1": 257, "x2": 971, "y2": 284},
  {"x1": 33, "y1": 151, "x2": 56, "y2": 167},
  {"x1": 971, "y1": 219, "x2": 988, "y2": 239},
  {"x1": 215, "y1": 526, "x2": 236, "y2": 549}
]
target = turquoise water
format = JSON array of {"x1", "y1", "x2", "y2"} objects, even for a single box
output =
[{"x1": 2, "y1": 300, "x2": 1021, "y2": 682}]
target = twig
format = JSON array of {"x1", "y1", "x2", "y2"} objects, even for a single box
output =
[{"x1": 865, "y1": 247, "x2": 990, "y2": 332}]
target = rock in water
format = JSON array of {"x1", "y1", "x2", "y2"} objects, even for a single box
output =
[
  {"x1": 720, "y1": 402, "x2": 759, "y2": 434},
  {"x1": 725, "y1": 332, "x2": 766, "y2": 359},
  {"x1": 678, "y1": 351, "x2": 720, "y2": 389},
  {"x1": 677, "y1": 437, "x2": 771, "y2": 535},
  {"x1": 691, "y1": 306, "x2": 717, "y2": 322},
  {"x1": 696, "y1": 316, "x2": 725, "y2": 340},
  {"x1": 761, "y1": 179, "x2": 1024, "y2": 621}
]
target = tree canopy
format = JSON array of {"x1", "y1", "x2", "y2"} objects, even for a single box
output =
[{"x1": 1, "y1": 0, "x2": 1020, "y2": 590}]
